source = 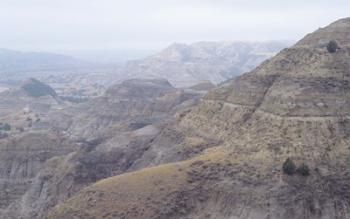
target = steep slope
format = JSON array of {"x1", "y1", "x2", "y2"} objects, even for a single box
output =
[
  {"x1": 0, "y1": 80, "x2": 78, "y2": 219},
  {"x1": 296, "y1": 17, "x2": 350, "y2": 48},
  {"x1": 50, "y1": 17, "x2": 350, "y2": 219},
  {"x1": 0, "y1": 132, "x2": 76, "y2": 218},
  {"x1": 117, "y1": 41, "x2": 290, "y2": 87}
]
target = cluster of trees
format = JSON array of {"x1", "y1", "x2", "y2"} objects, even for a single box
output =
[
  {"x1": 327, "y1": 41, "x2": 338, "y2": 53},
  {"x1": 283, "y1": 158, "x2": 310, "y2": 176}
]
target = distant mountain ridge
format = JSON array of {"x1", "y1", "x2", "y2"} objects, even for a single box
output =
[
  {"x1": 116, "y1": 40, "x2": 292, "y2": 87},
  {"x1": 0, "y1": 41, "x2": 291, "y2": 97},
  {"x1": 0, "y1": 49, "x2": 104, "y2": 98},
  {"x1": 0, "y1": 48, "x2": 93, "y2": 73}
]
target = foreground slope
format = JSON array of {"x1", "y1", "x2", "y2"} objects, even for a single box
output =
[{"x1": 50, "y1": 17, "x2": 350, "y2": 219}]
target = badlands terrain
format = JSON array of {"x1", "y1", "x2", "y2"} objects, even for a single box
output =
[
  {"x1": 0, "y1": 41, "x2": 289, "y2": 100},
  {"x1": 0, "y1": 17, "x2": 350, "y2": 219},
  {"x1": 48, "y1": 17, "x2": 350, "y2": 219}
]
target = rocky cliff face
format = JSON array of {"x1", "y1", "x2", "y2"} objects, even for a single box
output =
[
  {"x1": 0, "y1": 80, "x2": 80, "y2": 219},
  {"x1": 49, "y1": 17, "x2": 350, "y2": 219},
  {"x1": 0, "y1": 132, "x2": 76, "y2": 218}
]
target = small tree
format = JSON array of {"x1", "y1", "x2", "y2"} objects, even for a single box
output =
[
  {"x1": 282, "y1": 158, "x2": 296, "y2": 175},
  {"x1": 3, "y1": 123, "x2": 11, "y2": 131},
  {"x1": 296, "y1": 163, "x2": 310, "y2": 176},
  {"x1": 0, "y1": 123, "x2": 11, "y2": 131},
  {"x1": 327, "y1": 41, "x2": 338, "y2": 53}
]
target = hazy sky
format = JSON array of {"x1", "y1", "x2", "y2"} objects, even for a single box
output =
[{"x1": 1, "y1": 0, "x2": 349, "y2": 52}]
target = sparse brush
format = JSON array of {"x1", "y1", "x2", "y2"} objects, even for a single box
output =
[
  {"x1": 327, "y1": 41, "x2": 339, "y2": 53},
  {"x1": 282, "y1": 158, "x2": 296, "y2": 175},
  {"x1": 296, "y1": 163, "x2": 310, "y2": 176}
]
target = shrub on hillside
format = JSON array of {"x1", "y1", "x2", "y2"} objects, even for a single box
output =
[
  {"x1": 282, "y1": 158, "x2": 296, "y2": 175},
  {"x1": 327, "y1": 41, "x2": 338, "y2": 53},
  {"x1": 296, "y1": 163, "x2": 310, "y2": 176},
  {"x1": 0, "y1": 123, "x2": 11, "y2": 131},
  {"x1": 3, "y1": 123, "x2": 11, "y2": 131}
]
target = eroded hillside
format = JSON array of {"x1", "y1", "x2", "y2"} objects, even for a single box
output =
[
  {"x1": 0, "y1": 78, "x2": 210, "y2": 219},
  {"x1": 49, "y1": 17, "x2": 350, "y2": 219}
]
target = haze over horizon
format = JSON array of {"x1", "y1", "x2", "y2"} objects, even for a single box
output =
[
  {"x1": 2, "y1": 1, "x2": 350, "y2": 219},
  {"x1": 1, "y1": 0, "x2": 349, "y2": 53}
]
